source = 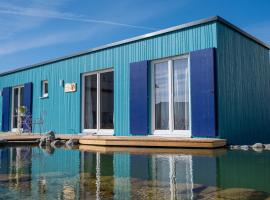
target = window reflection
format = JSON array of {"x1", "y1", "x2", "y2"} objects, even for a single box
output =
[{"x1": 154, "y1": 61, "x2": 169, "y2": 130}]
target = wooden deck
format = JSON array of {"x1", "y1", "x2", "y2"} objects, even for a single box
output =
[
  {"x1": 80, "y1": 136, "x2": 226, "y2": 148},
  {"x1": 0, "y1": 133, "x2": 80, "y2": 143},
  {"x1": 0, "y1": 133, "x2": 226, "y2": 148}
]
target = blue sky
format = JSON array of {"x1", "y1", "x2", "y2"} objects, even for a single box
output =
[{"x1": 0, "y1": 0, "x2": 269, "y2": 72}]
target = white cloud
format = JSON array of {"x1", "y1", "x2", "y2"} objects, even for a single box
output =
[
  {"x1": 0, "y1": 27, "x2": 101, "y2": 56},
  {"x1": 0, "y1": 1, "x2": 67, "y2": 40},
  {"x1": 0, "y1": 3, "x2": 156, "y2": 31},
  {"x1": 0, "y1": 0, "x2": 176, "y2": 58}
]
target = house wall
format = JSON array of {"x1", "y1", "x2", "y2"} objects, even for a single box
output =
[
  {"x1": 216, "y1": 22, "x2": 270, "y2": 144},
  {"x1": 0, "y1": 22, "x2": 217, "y2": 135}
]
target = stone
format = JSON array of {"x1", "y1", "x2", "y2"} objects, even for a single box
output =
[
  {"x1": 252, "y1": 143, "x2": 264, "y2": 149},
  {"x1": 253, "y1": 148, "x2": 264, "y2": 153},
  {"x1": 45, "y1": 130, "x2": 55, "y2": 142},
  {"x1": 66, "y1": 139, "x2": 79, "y2": 146},
  {"x1": 240, "y1": 145, "x2": 249, "y2": 151},
  {"x1": 230, "y1": 145, "x2": 240, "y2": 150},
  {"x1": 39, "y1": 130, "x2": 55, "y2": 145},
  {"x1": 264, "y1": 144, "x2": 270, "y2": 150},
  {"x1": 252, "y1": 143, "x2": 264, "y2": 152}
]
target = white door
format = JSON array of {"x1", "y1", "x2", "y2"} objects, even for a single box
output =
[
  {"x1": 11, "y1": 86, "x2": 24, "y2": 132},
  {"x1": 152, "y1": 55, "x2": 191, "y2": 137},
  {"x1": 82, "y1": 69, "x2": 114, "y2": 135}
]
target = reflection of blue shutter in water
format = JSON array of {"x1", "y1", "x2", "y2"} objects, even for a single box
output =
[
  {"x1": 23, "y1": 83, "x2": 33, "y2": 132},
  {"x1": 130, "y1": 61, "x2": 149, "y2": 135},
  {"x1": 1, "y1": 87, "x2": 11, "y2": 131},
  {"x1": 190, "y1": 48, "x2": 216, "y2": 137}
]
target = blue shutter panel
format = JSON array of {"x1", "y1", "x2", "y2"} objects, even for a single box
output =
[
  {"x1": 23, "y1": 82, "x2": 33, "y2": 132},
  {"x1": 130, "y1": 60, "x2": 149, "y2": 135},
  {"x1": 1, "y1": 87, "x2": 11, "y2": 132},
  {"x1": 190, "y1": 48, "x2": 216, "y2": 137}
]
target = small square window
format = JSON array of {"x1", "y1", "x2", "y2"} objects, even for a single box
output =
[{"x1": 42, "y1": 80, "x2": 48, "y2": 97}]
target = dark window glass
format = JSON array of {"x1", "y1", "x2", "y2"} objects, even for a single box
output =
[
  {"x1": 84, "y1": 75, "x2": 97, "y2": 129},
  {"x1": 100, "y1": 71, "x2": 114, "y2": 129},
  {"x1": 44, "y1": 82, "x2": 48, "y2": 94}
]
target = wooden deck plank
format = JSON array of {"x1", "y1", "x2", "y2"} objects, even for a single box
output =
[
  {"x1": 0, "y1": 133, "x2": 226, "y2": 148},
  {"x1": 79, "y1": 136, "x2": 226, "y2": 148}
]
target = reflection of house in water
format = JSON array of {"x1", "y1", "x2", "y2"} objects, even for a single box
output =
[
  {"x1": 30, "y1": 148, "x2": 81, "y2": 199},
  {"x1": 80, "y1": 151, "x2": 211, "y2": 199},
  {"x1": 0, "y1": 147, "x2": 82, "y2": 199},
  {"x1": 0, "y1": 147, "x2": 32, "y2": 196},
  {"x1": 0, "y1": 147, "x2": 220, "y2": 199},
  {"x1": 80, "y1": 149, "x2": 270, "y2": 199},
  {"x1": 0, "y1": 147, "x2": 270, "y2": 199},
  {"x1": 80, "y1": 152, "x2": 115, "y2": 199}
]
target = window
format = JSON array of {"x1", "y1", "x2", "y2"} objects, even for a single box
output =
[
  {"x1": 42, "y1": 80, "x2": 48, "y2": 97},
  {"x1": 83, "y1": 69, "x2": 114, "y2": 135},
  {"x1": 152, "y1": 56, "x2": 190, "y2": 136}
]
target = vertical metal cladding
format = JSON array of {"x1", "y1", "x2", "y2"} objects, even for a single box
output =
[
  {"x1": 216, "y1": 22, "x2": 270, "y2": 144},
  {"x1": 0, "y1": 22, "x2": 217, "y2": 135}
]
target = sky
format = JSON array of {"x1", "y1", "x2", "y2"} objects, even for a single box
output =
[{"x1": 0, "y1": 0, "x2": 269, "y2": 72}]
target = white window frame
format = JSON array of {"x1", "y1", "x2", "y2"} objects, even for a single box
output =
[
  {"x1": 42, "y1": 80, "x2": 48, "y2": 98},
  {"x1": 151, "y1": 55, "x2": 191, "y2": 137},
  {"x1": 81, "y1": 68, "x2": 114, "y2": 135},
  {"x1": 11, "y1": 85, "x2": 24, "y2": 132}
]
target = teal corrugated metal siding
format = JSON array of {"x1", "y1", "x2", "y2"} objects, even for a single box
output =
[
  {"x1": 216, "y1": 22, "x2": 270, "y2": 144},
  {"x1": 0, "y1": 22, "x2": 217, "y2": 135}
]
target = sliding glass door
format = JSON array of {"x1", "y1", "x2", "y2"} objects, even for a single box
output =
[
  {"x1": 100, "y1": 72, "x2": 114, "y2": 129},
  {"x1": 152, "y1": 56, "x2": 190, "y2": 136},
  {"x1": 154, "y1": 61, "x2": 169, "y2": 130},
  {"x1": 84, "y1": 74, "x2": 97, "y2": 129},
  {"x1": 11, "y1": 86, "x2": 24, "y2": 132},
  {"x1": 83, "y1": 69, "x2": 114, "y2": 134}
]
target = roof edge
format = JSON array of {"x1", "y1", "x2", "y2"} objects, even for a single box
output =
[
  {"x1": 216, "y1": 16, "x2": 270, "y2": 50},
  {"x1": 1, "y1": 15, "x2": 269, "y2": 76}
]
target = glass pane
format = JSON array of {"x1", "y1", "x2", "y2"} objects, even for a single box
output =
[
  {"x1": 13, "y1": 88, "x2": 19, "y2": 128},
  {"x1": 20, "y1": 87, "x2": 24, "y2": 107},
  {"x1": 44, "y1": 82, "x2": 48, "y2": 94},
  {"x1": 154, "y1": 62, "x2": 169, "y2": 130},
  {"x1": 84, "y1": 75, "x2": 97, "y2": 129},
  {"x1": 100, "y1": 71, "x2": 114, "y2": 129},
  {"x1": 173, "y1": 59, "x2": 189, "y2": 130}
]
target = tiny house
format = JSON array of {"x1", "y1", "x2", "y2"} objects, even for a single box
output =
[{"x1": 0, "y1": 16, "x2": 269, "y2": 145}]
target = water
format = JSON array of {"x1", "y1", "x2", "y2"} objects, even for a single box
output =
[{"x1": 0, "y1": 145, "x2": 269, "y2": 200}]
